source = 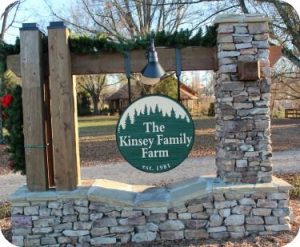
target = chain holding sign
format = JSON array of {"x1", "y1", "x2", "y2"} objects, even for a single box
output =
[{"x1": 116, "y1": 95, "x2": 194, "y2": 173}]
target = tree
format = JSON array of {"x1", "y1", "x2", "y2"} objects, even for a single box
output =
[
  {"x1": 77, "y1": 91, "x2": 91, "y2": 116},
  {"x1": 153, "y1": 74, "x2": 178, "y2": 99},
  {"x1": 237, "y1": 0, "x2": 300, "y2": 68},
  {"x1": 45, "y1": 0, "x2": 300, "y2": 68},
  {"x1": 46, "y1": 0, "x2": 300, "y2": 106},
  {"x1": 0, "y1": 1, "x2": 22, "y2": 42},
  {"x1": 46, "y1": 0, "x2": 197, "y2": 40},
  {"x1": 1, "y1": 0, "x2": 23, "y2": 144},
  {"x1": 76, "y1": 74, "x2": 107, "y2": 115},
  {"x1": 3, "y1": 85, "x2": 25, "y2": 174},
  {"x1": 271, "y1": 58, "x2": 300, "y2": 107}
]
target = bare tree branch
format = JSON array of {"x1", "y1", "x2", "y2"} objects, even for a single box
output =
[
  {"x1": 0, "y1": 1, "x2": 20, "y2": 41},
  {"x1": 238, "y1": 0, "x2": 249, "y2": 13}
]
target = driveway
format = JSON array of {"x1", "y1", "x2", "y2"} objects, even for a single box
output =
[{"x1": 1, "y1": 149, "x2": 300, "y2": 201}]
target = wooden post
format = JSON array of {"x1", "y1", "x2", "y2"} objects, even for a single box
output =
[
  {"x1": 48, "y1": 22, "x2": 80, "y2": 190},
  {"x1": 44, "y1": 77, "x2": 55, "y2": 187},
  {"x1": 20, "y1": 23, "x2": 48, "y2": 191}
]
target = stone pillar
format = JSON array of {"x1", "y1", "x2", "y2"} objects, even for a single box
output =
[{"x1": 214, "y1": 14, "x2": 272, "y2": 183}]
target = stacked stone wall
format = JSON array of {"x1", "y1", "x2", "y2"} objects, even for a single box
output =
[
  {"x1": 215, "y1": 15, "x2": 272, "y2": 183},
  {"x1": 11, "y1": 177, "x2": 291, "y2": 246}
]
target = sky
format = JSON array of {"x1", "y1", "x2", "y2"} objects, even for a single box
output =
[
  {"x1": 1, "y1": 0, "x2": 73, "y2": 44},
  {"x1": 2, "y1": 0, "x2": 299, "y2": 44}
]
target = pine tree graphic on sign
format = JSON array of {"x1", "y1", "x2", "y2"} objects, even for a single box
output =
[{"x1": 116, "y1": 95, "x2": 194, "y2": 173}]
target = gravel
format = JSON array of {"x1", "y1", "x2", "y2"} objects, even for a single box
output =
[{"x1": 1, "y1": 149, "x2": 300, "y2": 202}]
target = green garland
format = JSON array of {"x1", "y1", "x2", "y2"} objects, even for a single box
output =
[
  {"x1": 0, "y1": 26, "x2": 217, "y2": 59},
  {"x1": 0, "y1": 39, "x2": 20, "y2": 78},
  {"x1": 69, "y1": 26, "x2": 217, "y2": 54},
  {"x1": 0, "y1": 39, "x2": 25, "y2": 173},
  {"x1": 3, "y1": 85, "x2": 25, "y2": 174}
]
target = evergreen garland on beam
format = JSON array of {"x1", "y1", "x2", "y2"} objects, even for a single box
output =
[
  {"x1": 68, "y1": 26, "x2": 217, "y2": 54},
  {"x1": 0, "y1": 26, "x2": 217, "y2": 57}
]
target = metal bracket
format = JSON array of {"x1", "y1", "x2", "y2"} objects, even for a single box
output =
[
  {"x1": 124, "y1": 52, "x2": 131, "y2": 79},
  {"x1": 175, "y1": 48, "x2": 182, "y2": 79},
  {"x1": 124, "y1": 52, "x2": 132, "y2": 103}
]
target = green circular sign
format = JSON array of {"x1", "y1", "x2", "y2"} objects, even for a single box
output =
[{"x1": 116, "y1": 95, "x2": 194, "y2": 173}]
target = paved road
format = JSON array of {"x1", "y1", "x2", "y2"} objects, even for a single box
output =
[{"x1": 1, "y1": 150, "x2": 300, "y2": 201}]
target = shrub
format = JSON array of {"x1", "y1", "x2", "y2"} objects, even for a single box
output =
[
  {"x1": 100, "y1": 107, "x2": 109, "y2": 115},
  {"x1": 0, "y1": 202, "x2": 11, "y2": 219},
  {"x1": 77, "y1": 91, "x2": 91, "y2": 116},
  {"x1": 290, "y1": 175, "x2": 300, "y2": 199},
  {"x1": 3, "y1": 85, "x2": 25, "y2": 174},
  {"x1": 207, "y1": 102, "x2": 215, "y2": 116},
  {"x1": 272, "y1": 109, "x2": 285, "y2": 119}
]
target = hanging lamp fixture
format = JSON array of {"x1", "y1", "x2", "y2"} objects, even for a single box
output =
[{"x1": 140, "y1": 38, "x2": 165, "y2": 85}]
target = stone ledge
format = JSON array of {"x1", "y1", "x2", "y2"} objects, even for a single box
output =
[
  {"x1": 214, "y1": 14, "x2": 270, "y2": 24},
  {"x1": 9, "y1": 176, "x2": 292, "y2": 207}
]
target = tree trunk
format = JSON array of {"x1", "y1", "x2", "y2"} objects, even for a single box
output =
[{"x1": 92, "y1": 96, "x2": 100, "y2": 115}]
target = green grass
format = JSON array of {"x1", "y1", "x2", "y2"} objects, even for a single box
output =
[
  {"x1": 275, "y1": 173, "x2": 300, "y2": 199},
  {"x1": 291, "y1": 177, "x2": 300, "y2": 199},
  {"x1": 78, "y1": 116, "x2": 118, "y2": 137}
]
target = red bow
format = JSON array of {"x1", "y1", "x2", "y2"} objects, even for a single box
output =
[{"x1": 1, "y1": 94, "x2": 13, "y2": 108}]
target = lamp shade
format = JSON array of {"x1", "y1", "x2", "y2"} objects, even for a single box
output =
[{"x1": 141, "y1": 39, "x2": 165, "y2": 85}]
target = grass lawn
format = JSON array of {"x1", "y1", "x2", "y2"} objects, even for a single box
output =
[
  {"x1": 79, "y1": 116, "x2": 118, "y2": 137},
  {"x1": 78, "y1": 116, "x2": 300, "y2": 166}
]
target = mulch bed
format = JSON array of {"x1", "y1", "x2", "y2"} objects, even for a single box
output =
[{"x1": 0, "y1": 145, "x2": 12, "y2": 175}]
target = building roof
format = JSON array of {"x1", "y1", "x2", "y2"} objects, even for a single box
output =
[
  {"x1": 179, "y1": 83, "x2": 198, "y2": 100},
  {"x1": 106, "y1": 82, "x2": 141, "y2": 100}
]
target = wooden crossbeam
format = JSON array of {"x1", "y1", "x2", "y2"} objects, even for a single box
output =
[{"x1": 7, "y1": 46, "x2": 282, "y2": 77}]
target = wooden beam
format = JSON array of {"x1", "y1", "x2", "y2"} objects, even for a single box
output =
[
  {"x1": 7, "y1": 45, "x2": 282, "y2": 76},
  {"x1": 71, "y1": 46, "x2": 218, "y2": 74},
  {"x1": 48, "y1": 22, "x2": 80, "y2": 190},
  {"x1": 20, "y1": 24, "x2": 48, "y2": 191},
  {"x1": 7, "y1": 53, "x2": 48, "y2": 77}
]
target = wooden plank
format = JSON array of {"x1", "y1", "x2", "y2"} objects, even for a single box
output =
[
  {"x1": 7, "y1": 45, "x2": 282, "y2": 76},
  {"x1": 48, "y1": 23, "x2": 80, "y2": 190},
  {"x1": 181, "y1": 47, "x2": 217, "y2": 71},
  {"x1": 285, "y1": 109, "x2": 300, "y2": 119},
  {"x1": 71, "y1": 46, "x2": 217, "y2": 74},
  {"x1": 270, "y1": 46, "x2": 282, "y2": 67},
  {"x1": 6, "y1": 53, "x2": 48, "y2": 77},
  {"x1": 20, "y1": 25, "x2": 48, "y2": 191}
]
